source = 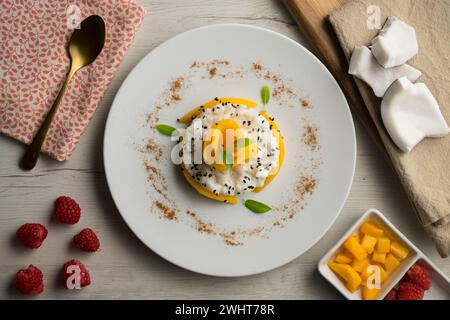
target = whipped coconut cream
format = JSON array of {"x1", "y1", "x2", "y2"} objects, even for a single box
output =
[{"x1": 181, "y1": 103, "x2": 280, "y2": 196}]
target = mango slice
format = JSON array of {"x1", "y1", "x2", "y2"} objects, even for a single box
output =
[
  {"x1": 202, "y1": 118, "x2": 256, "y2": 171},
  {"x1": 390, "y1": 241, "x2": 410, "y2": 260},
  {"x1": 384, "y1": 254, "x2": 400, "y2": 273},
  {"x1": 181, "y1": 165, "x2": 237, "y2": 204},
  {"x1": 361, "y1": 234, "x2": 377, "y2": 254},
  {"x1": 362, "y1": 286, "x2": 380, "y2": 300},
  {"x1": 328, "y1": 261, "x2": 362, "y2": 289},
  {"x1": 344, "y1": 235, "x2": 367, "y2": 261},
  {"x1": 253, "y1": 112, "x2": 285, "y2": 193},
  {"x1": 178, "y1": 97, "x2": 257, "y2": 123},
  {"x1": 335, "y1": 253, "x2": 353, "y2": 264},
  {"x1": 352, "y1": 259, "x2": 369, "y2": 273},
  {"x1": 376, "y1": 237, "x2": 391, "y2": 254},
  {"x1": 371, "y1": 252, "x2": 386, "y2": 264},
  {"x1": 361, "y1": 264, "x2": 388, "y2": 284},
  {"x1": 360, "y1": 222, "x2": 384, "y2": 238}
]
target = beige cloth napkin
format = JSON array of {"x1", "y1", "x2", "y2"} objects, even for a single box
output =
[{"x1": 329, "y1": 0, "x2": 450, "y2": 257}]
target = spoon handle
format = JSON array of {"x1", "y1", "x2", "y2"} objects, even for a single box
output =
[{"x1": 20, "y1": 66, "x2": 77, "y2": 170}]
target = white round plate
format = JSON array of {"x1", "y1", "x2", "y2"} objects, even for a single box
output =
[{"x1": 104, "y1": 24, "x2": 356, "y2": 277}]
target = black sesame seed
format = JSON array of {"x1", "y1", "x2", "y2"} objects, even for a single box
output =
[{"x1": 214, "y1": 97, "x2": 219, "y2": 101}]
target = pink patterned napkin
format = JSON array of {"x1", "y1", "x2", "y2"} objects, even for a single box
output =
[{"x1": 0, "y1": 0, "x2": 146, "y2": 160}]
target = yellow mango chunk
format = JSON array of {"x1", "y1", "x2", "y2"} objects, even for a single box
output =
[
  {"x1": 371, "y1": 252, "x2": 386, "y2": 264},
  {"x1": 335, "y1": 253, "x2": 352, "y2": 264},
  {"x1": 253, "y1": 112, "x2": 284, "y2": 193},
  {"x1": 181, "y1": 166, "x2": 237, "y2": 204},
  {"x1": 327, "y1": 261, "x2": 362, "y2": 289},
  {"x1": 343, "y1": 235, "x2": 367, "y2": 261},
  {"x1": 384, "y1": 254, "x2": 400, "y2": 273},
  {"x1": 390, "y1": 241, "x2": 410, "y2": 260},
  {"x1": 361, "y1": 264, "x2": 388, "y2": 284},
  {"x1": 361, "y1": 234, "x2": 378, "y2": 254},
  {"x1": 376, "y1": 237, "x2": 391, "y2": 254},
  {"x1": 346, "y1": 282, "x2": 360, "y2": 293},
  {"x1": 360, "y1": 222, "x2": 384, "y2": 238},
  {"x1": 203, "y1": 118, "x2": 255, "y2": 171},
  {"x1": 352, "y1": 259, "x2": 369, "y2": 273},
  {"x1": 362, "y1": 286, "x2": 380, "y2": 300},
  {"x1": 178, "y1": 97, "x2": 257, "y2": 123}
]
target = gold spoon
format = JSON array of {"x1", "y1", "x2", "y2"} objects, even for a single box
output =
[{"x1": 20, "y1": 15, "x2": 105, "y2": 170}]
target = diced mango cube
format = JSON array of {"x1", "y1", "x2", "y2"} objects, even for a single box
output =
[
  {"x1": 376, "y1": 237, "x2": 391, "y2": 254},
  {"x1": 362, "y1": 264, "x2": 388, "y2": 284},
  {"x1": 390, "y1": 241, "x2": 409, "y2": 260},
  {"x1": 362, "y1": 286, "x2": 380, "y2": 300},
  {"x1": 346, "y1": 282, "x2": 360, "y2": 293},
  {"x1": 327, "y1": 261, "x2": 362, "y2": 290},
  {"x1": 384, "y1": 254, "x2": 400, "y2": 273},
  {"x1": 352, "y1": 259, "x2": 369, "y2": 273},
  {"x1": 343, "y1": 235, "x2": 367, "y2": 261},
  {"x1": 372, "y1": 251, "x2": 386, "y2": 264},
  {"x1": 335, "y1": 253, "x2": 352, "y2": 264},
  {"x1": 360, "y1": 222, "x2": 384, "y2": 238},
  {"x1": 361, "y1": 234, "x2": 377, "y2": 254}
]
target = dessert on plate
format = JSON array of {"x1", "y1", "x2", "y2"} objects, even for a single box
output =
[{"x1": 178, "y1": 97, "x2": 284, "y2": 204}]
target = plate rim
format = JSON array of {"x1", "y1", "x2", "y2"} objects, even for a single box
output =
[{"x1": 103, "y1": 23, "x2": 357, "y2": 277}]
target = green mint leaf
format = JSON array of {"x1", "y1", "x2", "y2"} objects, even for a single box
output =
[
  {"x1": 234, "y1": 137, "x2": 251, "y2": 148},
  {"x1": 244, "y1": 199, "x2": 272, "y2": 214},
  {"x1": 155, "y1": 124, "x2": 178, "y2": 136},
  {"x1": 222, "y1": 150, "x2": 233, "y2": 171},
  {"x1": 261, "y1": 85, "x2": 270, "y2": 106}
]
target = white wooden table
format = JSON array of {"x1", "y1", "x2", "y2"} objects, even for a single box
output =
[{"x1": 1, "y1": 0, "x2": 448, "y2": 299}]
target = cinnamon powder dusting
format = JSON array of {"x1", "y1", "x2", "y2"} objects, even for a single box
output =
[
  {"x1": 303, "y1": 124, "x2": 318, "y2": 150},
  {"x1": 143, "y1": 159, "x2": 173, "y2": 204},
  {"x1": 300, "y1": 98, "x2": 311, "y2": 109},
  {"x1": 155, "y1": 201, "x2": 178, "y2": 221},
  {"x1": 139, "y1": 138, "x2": 163, "y2": 161},
  {"x1": 186, "y1": 210, "x2": 216, "y2": 235}
]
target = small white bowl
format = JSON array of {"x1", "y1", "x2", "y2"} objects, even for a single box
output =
[{"x1": 318, "y1": 208, "x2": 450, "y2": 300}]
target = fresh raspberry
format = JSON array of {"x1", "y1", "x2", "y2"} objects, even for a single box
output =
[
  {"x1": 73, "y1": 228, "x2": 100, "y2": 252},
  {"x1": 15, "y1": 265, "x2": 44, "y2": 295},
  {"x1": 16, "y1": 223, "x2": 48, "y2": 248},
  {"x1": 397, "y1": 282, "x2": 424, "y2": 300},
  {"x1": 54, "y1": 196, "x2": 81, "y2": 224},
  {"x1": 61, "y1": 259, "x2": 91, "y2": 289},
  {"x1": 384, "y1": 288, "x2": 398, "y2": 300},
  {"x1": 405, "y1": 263, "x2": 432, "y2": 290}
]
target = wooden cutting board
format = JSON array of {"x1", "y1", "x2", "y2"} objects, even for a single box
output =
[{"x1": 282, "y1": 0, "x2": 384, "y2": 151}]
